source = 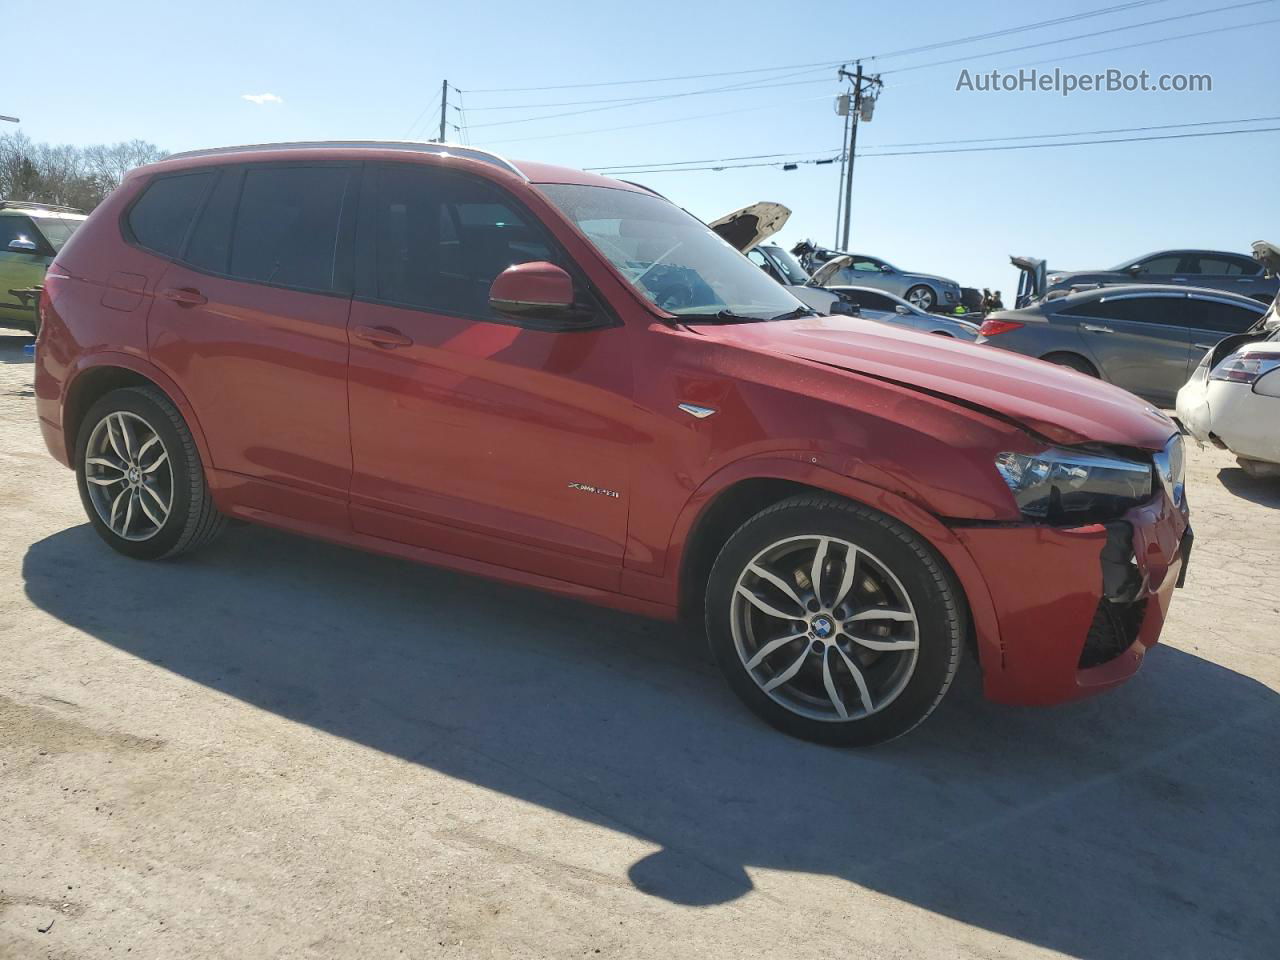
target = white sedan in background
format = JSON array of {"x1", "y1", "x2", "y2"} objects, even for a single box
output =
[{"x1": 1177, "y1": 242, "x2": 1280, "y2": 478}]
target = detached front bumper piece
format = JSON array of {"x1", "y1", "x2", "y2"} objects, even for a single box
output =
[{"x1": 954, "y1": 491, "x2": 1191, "y2": 706}]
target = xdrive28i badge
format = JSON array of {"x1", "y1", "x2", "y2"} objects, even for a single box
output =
[{"x1": 567, "y1": 481, "x2": 621, "y2": 499}]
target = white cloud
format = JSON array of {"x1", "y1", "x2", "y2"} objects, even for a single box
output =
[{"x1": 241, "y1": 93, "x2": 284, "y2": 106}]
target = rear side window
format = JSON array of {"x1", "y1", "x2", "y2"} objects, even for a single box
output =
[
  {"x1": 1186, "y1": 298, "x2": 1263, "y2": 333},
  {"x1": 0, "y1": 215, "x2": 42, "y2": 251},
  {"x1": 127, "y1": 172, "x2": 214, "y2": 256},
  {"x1": 370, "y1": 164, "x2": 556, "y2": 319},
  {"x1": 1188, "y1": 254, "x2": 1258, "y2": 277},
  {"x1": 1061, "y1": 296, "x2": 1184, "y2": 326},
  {"x1": 229, "y1": 166, "x2": 351, "y2": 293}
]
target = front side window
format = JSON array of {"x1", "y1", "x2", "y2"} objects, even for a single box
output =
[
  {"x1": 1132, "y1": 254, "x2": 1182, "y2": 275},
  {"x1": 537, "y1": 183, "x2": 803, "y2": 321},
  {"x1": 229, "y1": 166, "x2": 351, "y2": 293},
  {"x1": 371, "y1": 165, "x2": 556, "y2": 320},
  {"x1": 127, "y1": 172, "x2": 214, "y2": 257},
  {"x1": 0, "y1": 215, "x2": 40, "y2": 251}
]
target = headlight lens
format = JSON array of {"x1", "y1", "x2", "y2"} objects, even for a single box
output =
[
  {"x1": 995, "y1": 447, "x2": 1153, "y2": 521},
  {"x1": 1209, "y1": 354, "x2": 1280, "y2": 384}
]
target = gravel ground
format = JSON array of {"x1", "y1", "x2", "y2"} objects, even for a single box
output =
[{"x1": 1, "y1": 330, "x2": 1277, "y2": 960}]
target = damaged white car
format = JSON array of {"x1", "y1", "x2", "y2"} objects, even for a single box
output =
[{"x1": 1176, "y1": 241, "x2": 1280, "y2": 478}]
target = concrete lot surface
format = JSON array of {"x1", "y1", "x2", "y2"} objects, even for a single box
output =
[{"x1": 1, "y1": 332, "x2": 1277, "y2": 959}]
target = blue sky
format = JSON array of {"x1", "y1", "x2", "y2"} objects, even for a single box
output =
[{"x1": 10, "y1": 0, "x2": 1280, "y2": 293}]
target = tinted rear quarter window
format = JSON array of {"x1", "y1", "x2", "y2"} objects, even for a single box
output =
[
  {"x1": 229, "y1": 166, "x2": 352, "y2": 292},
  {"x1": 1186, "y1": 298, "x2": 1263, "y2": 333},
  {"x1": 127, "y1": 172, "x2": 214, "y2": 256}
]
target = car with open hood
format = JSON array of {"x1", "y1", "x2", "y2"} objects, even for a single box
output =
[
  {"x1": 821, "y1": 285, "x2": 980, "y2": 340},
  {"x1": 708, "y1": 203, "x2": 851, "y2": 316},
  {"x1": 1177, "y1": 241, "x2": 1280, "y2": 477},
  {"x1": 798, "y1": 243, "x2": 963, "y2": 312},
  {"x1": 35, "y1": 141, "x2": 1190, "y2": 746},
  {"x1": 1015, "y1": 248, "x2": 1278, "y2": 306}
]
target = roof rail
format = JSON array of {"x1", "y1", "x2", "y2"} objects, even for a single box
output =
[
  {"x1": 0, "y1": 199, "x2": 85, "y2": 214},
  {"x1": 162, "y1": 141, "x2": 527, "y2": 180}
]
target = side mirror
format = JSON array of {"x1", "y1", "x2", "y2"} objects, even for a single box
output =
[
  {"x1": 7, "y1": 237, "x2": 38, "y2": 253},
  {"x1": 880, "y1": 264, "x2": 894, "y2": 273},
  {"x1": 895, "y1": 304, "x2": 911, "y2": 316},
  {"x1": 489, "y1": 261, "x2": 575, "y2": 320},
  {"x1": 1127, "y1": 264, "x2": 1143, "y2": 276}
]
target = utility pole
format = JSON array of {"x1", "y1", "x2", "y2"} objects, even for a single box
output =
[
  {"x1": 836, "y1": 62, "x2": 881, "y2": 251},
  {"x1": 834, "y1": 106, "x2": 849, "y2": 247},
  {"x1": 437, "y1": 80, "x2": 449, "y2": 143}
]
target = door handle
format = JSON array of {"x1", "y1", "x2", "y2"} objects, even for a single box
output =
[
  {"x1": 160, "y1": 287, "x2": 207, "y2": 308},
  {"x1": 353, "y1": 324, "x2": 413, "y2": 348},
  {"x1": 1082, "y1": 324, "x2": 1114, "y2": 333}
]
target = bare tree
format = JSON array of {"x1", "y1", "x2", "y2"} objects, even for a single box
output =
[{"x1": 0, "y1": 133, "x2": 167, "y2": 210}]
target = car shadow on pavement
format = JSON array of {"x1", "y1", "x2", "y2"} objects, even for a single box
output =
[
  {"x1": 1218, "y1": 467, "x2": 1280, "y2": 507},
  {"x1": 0, "y1": 333, "x2": 34, "y2": 365},
  {"x1": 22, "y1": 523, "x2": 1280, "y2": 960}
]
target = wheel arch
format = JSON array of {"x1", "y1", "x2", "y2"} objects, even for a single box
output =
[
  {"x1": 670, "y1": 458, "x2": 1001, "y2": 672},
  {"x1": 1039, "y1": 350, "x2": 1101, "y2": 378},
  {"x1": 62, "y1": 354, "x2": 213, "y2": 472}
]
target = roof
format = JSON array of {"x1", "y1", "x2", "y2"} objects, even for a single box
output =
[
  {"x1": 145, "y1": 141, "x2": 645, "y2": 192},
  {"x1": 0, "y1": 200, "x2": 86, "y2": 218}
]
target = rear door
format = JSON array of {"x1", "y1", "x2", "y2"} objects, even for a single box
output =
[
  {"x1": 1060, "y1": 292, "x2": 1193, "y2": 401},
  {"x1": 145, "y1": 162, "x2": 358, "y2": 518},
  {"x1": 0, "y1": 214, "x2": 50, "y2": 326},
  {"x1": 1178, "y1": 252, "x2": 1265, "y2": 296}
]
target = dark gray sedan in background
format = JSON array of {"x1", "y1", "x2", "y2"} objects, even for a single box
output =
[
  {"x1": 1040, "y1": 249, "x2": 1278, "y2": 304},
  {"x1": 977, "y1": 284, "x2": 1267, "y2": 404}
]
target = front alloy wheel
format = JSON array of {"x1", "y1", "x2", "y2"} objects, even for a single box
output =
[
  {"x1": 906, "y1": 285, "x2": 936, "y2": 311},
  {"x1": 706, "y1": 496, "x2": 964, "y2": 746}
]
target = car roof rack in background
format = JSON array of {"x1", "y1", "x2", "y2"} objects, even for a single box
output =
[
  {"x1": 0, "y1": 199, "x2": 86, "y2": 214},
  {"x1": 163, "y1": 141, "x2": 528, "y2": 180}
]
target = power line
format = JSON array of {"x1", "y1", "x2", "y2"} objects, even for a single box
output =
[
  {"x1": 860, "y1": 125, "x2": 1280, "y2": 157},
  {"x1": 460, "y1": 0, "x2": 1179, "y2": 94},
  {"x1": 867, "y1": 0, "x2": 1171, "y2": 61},
  {"x1": 596, "y1": 120, "x2": 1280, "y2": 175},
  {"x1": 586, "y1": 149, "x2": 840, "y2": 172},
  {"x1": 878, "y1": 0, "x2": 1276, "y2": 75},
  {"x1": 863, "y1": 114, "x2": 1280, "y2": 150}
]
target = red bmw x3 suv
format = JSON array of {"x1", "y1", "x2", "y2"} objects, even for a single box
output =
[{"x1": 34, "y1": 141, "x2": 1191, "y2": 745}]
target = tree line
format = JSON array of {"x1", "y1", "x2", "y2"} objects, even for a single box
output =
[{"x1": 0, "y1": 132, "x2": 167, "y2": 211}]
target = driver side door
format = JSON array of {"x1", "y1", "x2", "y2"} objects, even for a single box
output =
[{"x1": 346, "y1": 163, "x2": 635, "y2": 590}]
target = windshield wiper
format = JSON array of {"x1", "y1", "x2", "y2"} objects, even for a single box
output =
[{"x1": 678, "y1": 306, "x2": 815, "y2": 325}]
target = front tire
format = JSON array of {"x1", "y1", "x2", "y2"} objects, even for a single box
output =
[
  {"x1": 905, "y1": 285, "x2": 936, "y2": 312},
  {"x1": 706, "y1": 496, "x2": 964, "y2": 746},
  {"x1": 75, "y1": 386, "x2": 226, "y2": 560}
]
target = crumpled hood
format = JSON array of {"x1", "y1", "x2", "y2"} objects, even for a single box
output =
[{"x1": 689, "y1": 315, "x2": 1177, "y2": 450}]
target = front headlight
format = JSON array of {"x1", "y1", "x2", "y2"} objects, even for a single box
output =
[{"x1": 995, "y1": 447, "x2": 1153, "y2": 522}]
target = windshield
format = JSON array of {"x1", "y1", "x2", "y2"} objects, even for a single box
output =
[
  {"x1": 760, "y1": 245, "x2": 811, "y2": 285},
  {"x1": 32, "y1": 217, "x2": 84, "y2": 252},
  {"x1": 537, "y1": 183, "x2": 804, "y2": 321}
]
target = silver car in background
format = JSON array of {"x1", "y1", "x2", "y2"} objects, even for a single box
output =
[
  {"x1": 802, "y1": 247, "x2": 963, "y2": 312},
  {"x1": 977, "y1": 284, "x2": 1267, "y2": 405},
  {"x1": 827, "y1": 285, "x2": 979, "y2": 339}
]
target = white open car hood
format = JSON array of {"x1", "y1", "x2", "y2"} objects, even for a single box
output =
[{"x1": 708, "y1": 202, "x2": 791, "y2": 253}]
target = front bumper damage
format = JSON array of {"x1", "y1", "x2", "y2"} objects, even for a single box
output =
[{"x1": 953, "y1": 490, "x2": 1191, "y2": 706}]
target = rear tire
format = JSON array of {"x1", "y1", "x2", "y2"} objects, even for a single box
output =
[
  {"x1": 1042, "y1": 352, "x2": 1099, "y2": 377},
  {"x1": 75, "y1": 386, "x2": 226, "y2": 560},
  {"x1": 705, "y1": 495, "x2": 964, "y2": 746}
]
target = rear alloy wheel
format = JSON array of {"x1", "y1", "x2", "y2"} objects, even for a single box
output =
[
  {"x1": 75, "y1": 386, "x2": 226, "y2": 560},
  {"x1": 905, "y1": 285, "x2": 936, "y2": 311},
  {"x1": 706, "y1": 496, "x2": 964, "y2": 746}
]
